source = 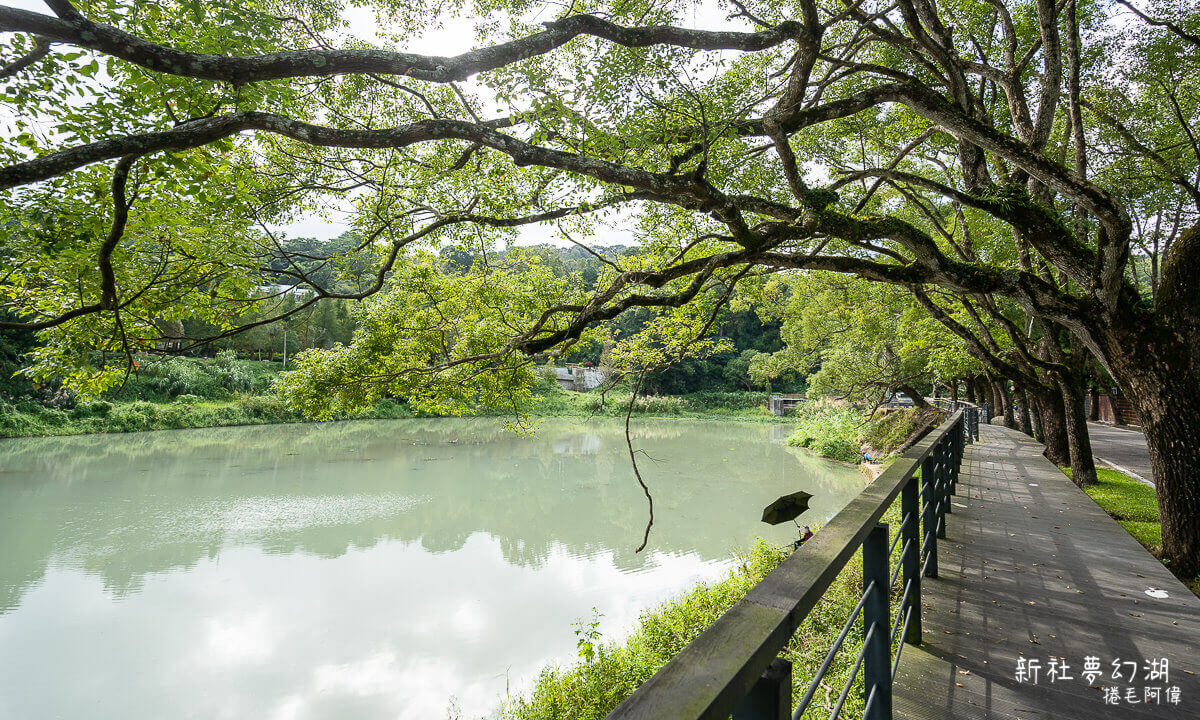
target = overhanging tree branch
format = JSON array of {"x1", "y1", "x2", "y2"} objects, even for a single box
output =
[{"x1": 0, "y1": 7, "x2": 811, "y2": 84}]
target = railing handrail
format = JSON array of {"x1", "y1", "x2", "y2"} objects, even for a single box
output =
[
  {"x1": 927, "y1": 397, "x2": 980, "y2": 410},
  {"x1": 605, "y1": 410, "x2": 967, "y2": 720}
]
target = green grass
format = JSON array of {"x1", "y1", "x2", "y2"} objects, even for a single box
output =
[
  {"x1": 785, "y1": 404, "x2": 864, "y2": 462},
  {"x1": 1066, "y1": 466, "x2": 1199, "y2": 598},
  {"x1": 1117, "y1": 521, "x2": 1163, "y2": 551},
  {"x1": 1068, "y1": 466, "x2": 1161, "y2": 548},
  {"x1": 1074, "y1": 467, "x2": 1160, "y2": 521},
  {"x1": 501, "y1": 501, "x2": 911, "y2": 720}
]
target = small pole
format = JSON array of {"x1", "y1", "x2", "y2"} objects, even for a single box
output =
[
  {"x1": 922, "y1": 455, "x2": 939, "y2": 578},
  {"x1": 901, "y1": 476, "x2": 921, "y2": 645},
  {"x1": 732, "y1": 658, "x2": 792, "y2": 720},
  {"x1": 862, "y1": 523, "x2": 892, "y2": 720}
]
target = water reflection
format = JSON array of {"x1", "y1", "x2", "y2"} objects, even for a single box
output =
[{"x1": 0, "y1": 418, "x2": 865, "y2": 719}]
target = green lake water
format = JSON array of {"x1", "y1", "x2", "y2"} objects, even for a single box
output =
[{"x1": 0, "y1": 417, "x2": 865, "y2": 719}]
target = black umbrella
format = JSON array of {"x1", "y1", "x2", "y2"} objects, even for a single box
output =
[{"x1": 761, "y1": 490, "x2": 813, "y2": 526}]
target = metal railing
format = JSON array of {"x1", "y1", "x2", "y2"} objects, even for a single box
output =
[
  {"x1": 928, "y1": 398, "x2": 983, "y2": 442},
  {"x1": 605, "y1": 410, "x2": 970, "y2": 720}
]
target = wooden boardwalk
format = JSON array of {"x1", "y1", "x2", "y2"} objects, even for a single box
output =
[{"x1": 893, "y1": 424, "x2": 1200, "y2": 719}]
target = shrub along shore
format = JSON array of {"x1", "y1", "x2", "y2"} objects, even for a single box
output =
[
  {"x1": 0, "y1": 355, "x2": 789, "y2": 439},
  {"x1": 785, "y1": 402, "x2": 943, "y2": 464}
]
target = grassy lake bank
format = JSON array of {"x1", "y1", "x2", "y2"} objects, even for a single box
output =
[
  {"x1": 0, "y1": 370, "x2": 785, "y2": 439},
  {"x1": 0, "y1": 353, "x2": 800, "y2": 439}
]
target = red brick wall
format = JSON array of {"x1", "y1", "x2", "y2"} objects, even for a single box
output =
[{"x1": 1098, "y1": 394, "x2": 1140, "y2": 425}]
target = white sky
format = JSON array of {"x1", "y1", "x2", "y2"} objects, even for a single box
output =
[
  {"x1": 280, "y1": 4, "x2": 582, "y2": 243},
  {"x1": 308, "y1": 2, "x2": 672, "y2": 244}
]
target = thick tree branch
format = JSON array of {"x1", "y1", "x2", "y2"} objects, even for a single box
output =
[{"x1": 0, "y1": 7, "x2": 810, "y2": 84}]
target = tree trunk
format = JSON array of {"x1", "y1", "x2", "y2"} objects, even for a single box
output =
[
  {"x1": 1028, "y1": 393, "x2": 1042, "y2": 441},
  {"x1": 966, "y1": 378, "x2": 976, "y2": 404},
  {"x1": 1015, "y1": 386, "x2": 1033, "y2": 437},
  {"x1": 999, "y1": 380, "x2": 1016, "y2": 428},
  {"x1": 1029, "y1": 392, "x2": 1046, "y2": 443},
  {"x1": 989, "y1": 379, "x2": 1003, "y2": 421},
  {"x1": 1135, "y1": 221, "x2": 1200, "y2": 576},
  {"x1": 1138, "y1": 394, "x2": 1200, "y2": 578},
  {"x1": 1058, "y1": 373, "x2": 1098, "y2": 486},
  {"x1": 1087, "y1": 385, "x2": 1100, "y2": 422},
  {"x1": 1103, "y1": 323, "x2": 1200, "y2": 578},
  {"x1": 897, "y1": 384, "x2": 930, "y2": 410},
  {"x1": 1035, "y1": 388, "x2": 1071, "y2": 467}
]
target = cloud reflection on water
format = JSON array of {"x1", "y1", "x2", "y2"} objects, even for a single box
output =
[{"x1": 0, "y1": 417, "x2": 865, "y2": 719}]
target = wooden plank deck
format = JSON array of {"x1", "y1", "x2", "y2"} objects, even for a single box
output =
[{"x1": 893, "y1": 424, "x2": 1200, "y2": 719}]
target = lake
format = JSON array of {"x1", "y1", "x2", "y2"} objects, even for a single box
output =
[{"x1": 0, "y1": 417, "x2": 865, "y2": 719}]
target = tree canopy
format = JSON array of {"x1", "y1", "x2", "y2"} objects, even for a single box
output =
[{"x1": 750, "y1": 273, "x2": 981, "y2": 403}]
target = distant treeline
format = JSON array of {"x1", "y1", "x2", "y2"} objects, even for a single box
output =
[{"x1": 2, "y1": 233, "x2": 805, "y2": 407}]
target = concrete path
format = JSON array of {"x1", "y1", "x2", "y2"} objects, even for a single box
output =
[
  {"x1": 1088, "y1": 422, "x2": 1154, "y2": 484},
  {"x1": 893, "y1": 424, "x2": 1200, "y2": 719}
]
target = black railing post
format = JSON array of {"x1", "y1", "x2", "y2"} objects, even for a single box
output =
[
  {"x1": 862, "y1": 523, "x2": 892, "y2": 720},
  {"x1": 949, "y1": 422, "x2": 959, "y2": 494},
  {"x1": 922, "y1": 453, "x2": 939, "y2": 578},
  {"x1": 954, "y1": 417, "x2": 964, "y2": 490},
  {"x1": 939, "y1": 438, "x2": 952, "y2": 523},
  {"x1": 940, "y1": 436, "x2": 950, "y2": 513},
  {"x1": 732, "y1": 658, "x2": 792, "y2": 720},
  {"x1": 901, "y1": 476, "x2": 921, "y2": 645}
]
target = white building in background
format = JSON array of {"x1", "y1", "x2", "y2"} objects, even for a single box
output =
[{"x1": 552, "y1": 365, "x2": 609, "y2": 392}]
